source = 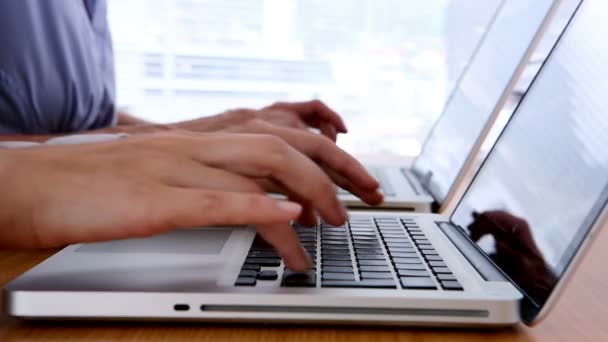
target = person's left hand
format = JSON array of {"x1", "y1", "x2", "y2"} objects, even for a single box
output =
[{"x1": 172, "y1": 100, "x2": 348, "y2": 142}]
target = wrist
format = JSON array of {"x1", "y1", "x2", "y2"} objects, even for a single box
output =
[{"x1": 94, "y1": 123, "x2": 174, "y2": 135}]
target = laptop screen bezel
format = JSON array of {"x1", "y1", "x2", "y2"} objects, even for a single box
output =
[{"x1": 444, "y1": 0, "x2": 608, "y2": 325}]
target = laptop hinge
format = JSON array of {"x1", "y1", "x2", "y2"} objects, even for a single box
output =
[{"x1": 435, "y1": 221, "x2": 507, "y2": 282}]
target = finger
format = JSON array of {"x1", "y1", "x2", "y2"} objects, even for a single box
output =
[
  {"x1": 79, "y1": 187, "x2": 303, "y2": 243},
  {"x1": 264, "y1": 109, "x2": 309, "y2": 130},
  {"x1": 158, "y1": 160, "x2": 265, "y2": 194},
  {"x1": 319, "y1": 121, "x2": 338, "y2": 142},
  {"x1": 323, "y1": 164, "x2": 383, "y2": 206},
  {"x1": 297, "y1": 203, "x2": 318, "y2": 227},
  {"x1": 190, "y1": 134, "x2": 348, "y2": 226},
  {"x1": 236, "y1": 121, "x2": 380, "y2": 194},
  {"x1": 151, "y1": 188, "x2": 303, "y2": 228},
  {"x1": 268, "y1": 100, "x2": 348, "y2": 133},
  {"x1": 257, "y1": 179, "x2": 319, "y2": 226},
  {"x1": 256, "y1": 223, "x2": 311, "y2": 272}
]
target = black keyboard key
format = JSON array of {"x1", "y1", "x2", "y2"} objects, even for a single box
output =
[
  {"x1": 390, "y1": 252, "x2": 419, "y2": 258},
  {"x1": 322, "y1": 272, "x2": 355, "y2": 281},
  {"x1": 418, "y1": 245, "x2": 435, "y2": 250},
  {"x1": 322, "y1": 255, "x2": 351, "y2": 261},
  {"x1": 257, "y1": 270, "x2": 278, "y2": 280},
  {"x1": 349, "y1": 226, "x2": 375, "y2": 230},
  {"x1": 322, "y1": 266, "x2": 354, "y2": 273},
  {"x1": 242, "y1": 264, "x2": 261, "y2": 271},
  {"x1": 358, "y1": 260, "x2": 389, "y2": 266},
  {"x1": 437, "y1": 273, "x2": 457, "y2": 281},
  {"x1": 355, "y1": 247, "x2": 383, "y2": 252},
  {"x1": 359, "y1": 265, "x2": 391, "y2": 272},
  {"x1": 322, "y1": 245, "x2": 349, "y2": 251},
  {"x1": 352, "y1": 236, "x2": 378, "y2": 241},
  {"x1": 322, "y1": 260, "x2": 352, "y2": 267},
  {"x1": 383, "y1": 237, "x2": 408, "y2": 243},
  {"x1": 354, "y1": 244, "x2": 381, "y2": 250},
  {"x1": 375, "y1": 218, "x2": 399, "y2": 223},
  {"x1": 397, "y1": 269, "x2": 430, "y2": 277},
  {"x1": 429, "y1": 261, "x2": 447, "y2": 267},
  {"x1": 245, "y1": 258, "x2": 281, "y2": 267},
  {"x1": 393, "y1": 257, "x2": 422, "y2": 264},
  {"x1": 239, "y1": 270, "x2": 259, "y2": 278},
  {"x1": 441, "y1": 280, "x2": 463, "y2": 291},
  {"x1": 322, "y1": 240, "x2": 348, "y2": 245},
  {"x1": 400, "y1": 277, "x2": 437, "y2": 289},
  {"x1": 321, "y1": 280, "x2": 396, "y2": 288},
  {"x1": 299, "y1": 237, "x2": 316, "y2": 243},
  {"x1": 322, "y1": 249, "x2": 349, "y2": 255},
  {"x1": 394, "y1": 262, "x2": 424, "y2": 270},
  {"x1": 387, "y1": 242, "x2": 413, "y2": 248},
  {"x1": 432, "y1": 267, "x2": 452, "y2": 274},
  {"x1": 395, "y1": 263, "x2": 426, "y2": 271},
  {"x1": 382, "y1": 234, "x2": 407, "y2": 238},
  {"x1": 356, "y1": 254, "x2": 386, "y2": 260},
  {"x1": 235, "y1": 277, "x2": 257, "y2": 286},
  {"x1": 360, "y1": 272, "x2": 393, "y2": 279},
  {"x1": 388, "y1": 247, "x2": 416, "y2": 253},
  {"x1": 282, "y1": 270, "x2": 316, "y2": 287},
  {"x1": 248, "y1": 251, "x2": 278, "y2": 258}
]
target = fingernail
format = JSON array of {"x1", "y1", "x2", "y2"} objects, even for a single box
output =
[{"x1": 276, "y1": 201, "x2": 302, "y2": 215}]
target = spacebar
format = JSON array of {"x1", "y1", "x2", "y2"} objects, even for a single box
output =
[{"x1": 321, "y1": 280, "x2": 396, "y2": 288}]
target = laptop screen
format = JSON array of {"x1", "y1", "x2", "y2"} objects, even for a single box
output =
[
  {"x1": 411, "y1": 0, "x2": 558, "y2": 205},
  {"x1": 450, "y1": 0, "x2": 607, "y2": 321}
]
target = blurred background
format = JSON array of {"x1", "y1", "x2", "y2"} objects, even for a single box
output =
[{"x1": 106, "y1": 0, "x2": 503, "y2": 158}]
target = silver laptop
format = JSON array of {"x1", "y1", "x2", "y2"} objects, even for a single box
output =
[
  {"x1": 7, "y1": 0, "x2": 605, "y2": 327},
  {"x1": 342, "y1": 0, "x2": 561, "y2": 212}
]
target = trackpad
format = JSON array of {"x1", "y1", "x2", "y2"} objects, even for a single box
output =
[
  {"x1": 29, "y1": 229, "x2": 246, "y2": 291},
  {"x1": 76, "y1": 229, "x2": 231, "y2": 255}
]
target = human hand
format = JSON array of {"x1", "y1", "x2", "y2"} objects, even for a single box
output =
[
  {"x1": 0, "y1": 132, "x2": 362, "y2": 271},
  {"x1": 173, "y1": 100, "x2": 347, "y2": 141}
]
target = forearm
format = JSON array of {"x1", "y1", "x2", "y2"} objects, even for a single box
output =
[{"x1": 116, "y1": 111, "x2": 152, "y2": 126}]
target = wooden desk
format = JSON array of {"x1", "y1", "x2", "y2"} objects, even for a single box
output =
[{"x1": 1, "y1": 227, "x2": 607, "y2": 341}]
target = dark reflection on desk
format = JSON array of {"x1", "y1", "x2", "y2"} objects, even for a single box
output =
[{"x1": 466, "y1": 210, "x2": 558, "y2": 305}]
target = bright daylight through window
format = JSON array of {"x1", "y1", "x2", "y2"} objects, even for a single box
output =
[{"x1": 107, "y1": 0, "x2": 498, "y2": 157}]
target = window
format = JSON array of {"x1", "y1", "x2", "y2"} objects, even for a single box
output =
[{"x1": 107, "y1": 0, "x2": 497, "y2": 157}]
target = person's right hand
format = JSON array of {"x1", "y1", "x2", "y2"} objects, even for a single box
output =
[{"x1": 0, "y1": 132, "x2": 367, "y2": 271}]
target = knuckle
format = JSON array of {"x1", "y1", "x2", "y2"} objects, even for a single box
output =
[
  {"x1": 254, "y1": 135, "x2": 291, "y2": 174},
  {"x1": 258, "y1": 134, "x2": 290, "y2": 155},
  {"x1": 228, "y1": 109, "x2": 257, "y2": 123},
  {"x1": 311, "y1": 99, "x2": 324, "y2": 108}
]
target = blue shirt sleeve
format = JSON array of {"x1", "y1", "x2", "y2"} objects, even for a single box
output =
[{"x1": 0, "y1": 0, "x2": 116, "y2": 135}]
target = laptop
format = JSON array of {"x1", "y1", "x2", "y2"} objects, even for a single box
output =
[
  {"x1": 341, "y1": 0, "x2": 561, "y2": 212},
  {"x1": 5, "y1": 0, "x2": 601, "y2": 327}
]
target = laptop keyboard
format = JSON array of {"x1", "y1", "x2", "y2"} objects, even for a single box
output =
[
  {"x1": 337, "y1": 168, "x2": 396, "y2": 197},
  {"x1": 235, "y1": 216, "x2": 463, "y2": 291}
]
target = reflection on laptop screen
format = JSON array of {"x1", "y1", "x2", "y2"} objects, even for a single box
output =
[
  {"x1": 412, "y1": 0, "x2": 558, "y2": 205},
  {"x1": 451, "y1": 0, "x2": 608, "y2": 308}
]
